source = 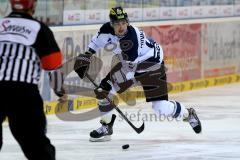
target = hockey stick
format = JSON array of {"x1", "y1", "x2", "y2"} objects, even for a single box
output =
[{"x1": 85, "y1": 73, "x2": 144, "y2": 134}]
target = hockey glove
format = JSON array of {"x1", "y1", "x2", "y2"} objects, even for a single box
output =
[
  {"x1": 94, "y1": 74, "x2": 112, "y2": 100},
  {"x1": 74, "y1": 51, "x2": 92, "y2": 79}
]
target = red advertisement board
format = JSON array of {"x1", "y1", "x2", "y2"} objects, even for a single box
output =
[{"x1": 142, "y1": 24, "x2": 202, "y2": 82}]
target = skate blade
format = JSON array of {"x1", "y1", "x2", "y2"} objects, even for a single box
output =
[{"x1": 89, "y1": 135, "x2": 111, "y2": 142}]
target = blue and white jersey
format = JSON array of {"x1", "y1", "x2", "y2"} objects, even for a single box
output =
[{"x1": 88, "y1": 22, "x2": 163, "y2": 72}]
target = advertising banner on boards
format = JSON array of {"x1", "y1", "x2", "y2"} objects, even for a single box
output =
[
  {"x1": 176, "y1": 6, "x2": 192, "y2": 19},
  {"x1": 142, "y1": 24, "x2": 202, "y2": 83},
  {"x1": 63, "y1": 10, "x2": 85, "y2": 25},
  {"x1": 143, "y1": 7, "x2": 160, "y2": 21},
  {"x1": 159, "y1": 7, "x2": 177, "y2": 19},
  {"x1": 202, "y1": 22, "x2": 240, "y2": 77}
]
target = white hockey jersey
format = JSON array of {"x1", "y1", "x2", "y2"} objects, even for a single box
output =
[{"x1": 88, "y1": 22, "x2": 163, "y2": 72}]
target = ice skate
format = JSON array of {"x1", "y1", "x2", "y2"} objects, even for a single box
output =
[
  {"x1": 89, "y1": 114, "x2": 116, "y2": 142},
  {"x1": 184, "y1": 108, "x2": 202, "y2": 134}
]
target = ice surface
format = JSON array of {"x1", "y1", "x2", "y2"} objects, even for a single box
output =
[{"x1": 1, "y1": 83, "x2": 240, "y2": 160}]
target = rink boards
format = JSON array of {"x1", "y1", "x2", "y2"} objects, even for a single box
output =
[{"x1": 43, "y1": 74, "x2": 240, "y2": 115}]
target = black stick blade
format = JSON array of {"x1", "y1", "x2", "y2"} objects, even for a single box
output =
[{"x1": 135, "y1": 122, "x2": 145, "y2": 134}]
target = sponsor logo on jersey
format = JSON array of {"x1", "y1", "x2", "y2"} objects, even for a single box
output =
[{"x1": 0, "y1": 20, "x2": 32, "y2": 38}]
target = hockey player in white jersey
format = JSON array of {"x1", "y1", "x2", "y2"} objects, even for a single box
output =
[{"x1": 74, "y1": 6, "x2": 202, "y2": 142}]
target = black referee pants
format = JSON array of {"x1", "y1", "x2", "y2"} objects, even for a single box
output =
[{"x1": 0, "y1": 82, "x2": 55, "y2": 160}]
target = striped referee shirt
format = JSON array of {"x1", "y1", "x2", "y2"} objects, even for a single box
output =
[{"x1": 0, "y1": 12, "x2": 62, "y2": 85}]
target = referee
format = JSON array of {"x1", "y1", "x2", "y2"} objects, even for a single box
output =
[{"x1": 0, "y1": 0, "x2": 64, "y2": 159}]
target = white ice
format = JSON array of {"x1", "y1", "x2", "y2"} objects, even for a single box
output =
[{"x1": 1, "y1": 83, "x2": 240, "y2": 160}]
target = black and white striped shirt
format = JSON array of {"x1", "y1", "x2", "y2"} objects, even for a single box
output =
[
  {"x1": 0, "y1": 12, "x2": 62, "y2": 85},
  {"x1": 0, "y1": 42, "x2": 41, "y2": 84}
]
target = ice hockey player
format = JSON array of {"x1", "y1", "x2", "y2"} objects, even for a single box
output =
[{"x1": 74, "y1": 6, "x2": 202, "y2": 142}]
